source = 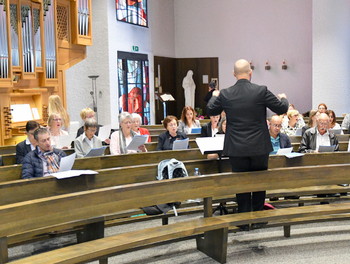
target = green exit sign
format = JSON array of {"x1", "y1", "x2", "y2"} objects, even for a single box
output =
[{"x1": 132, "y1": 46, "x2": 139, "y2": 52}]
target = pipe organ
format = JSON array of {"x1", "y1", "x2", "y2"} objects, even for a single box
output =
[{"x1": 0, "y1": 0, "x2": 92, "y2": 145}]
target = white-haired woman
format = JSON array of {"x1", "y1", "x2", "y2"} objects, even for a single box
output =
[
  {"x1": 110, "y1": 112, "x2": 147, "y2": 155},
  {"x1": 131, "y1": 113, "x2": 151, "y2": 142}
]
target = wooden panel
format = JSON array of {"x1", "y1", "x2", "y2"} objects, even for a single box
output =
[
  {"x1": 154, "y1": 56, "x2": 176, "y2": 123},
  {"x1": 175, "y1": 58, "x2": 219, "y2": 118}
]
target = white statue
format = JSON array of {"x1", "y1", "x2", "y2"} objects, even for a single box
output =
[{"x1": 182, "y1": 70, "x2": 196, "y2": 108}]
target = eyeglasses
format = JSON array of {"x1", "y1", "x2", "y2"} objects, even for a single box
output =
[
  {"x1": 271, "y1": 124, "x2": 282, "y2": 128},
  {"x1": 318, "y1": 122, "x2": 329, "y2": 126},
  {"x1": 53, "y1": 118, "x2": 62, "y2": 122}
]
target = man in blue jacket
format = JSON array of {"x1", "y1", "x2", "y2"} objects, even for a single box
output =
[
  {"x1": 269, "y1": 115, "x2": 292, "y2": 154},
  {"x1": 206, "y1": 59, "x2": 288, "y2": 230},
  {"x1": 22, "y1": 127, "x2": 66, "y2": 179}
]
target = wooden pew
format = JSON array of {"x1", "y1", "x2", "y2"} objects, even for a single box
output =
[
  {"x1": 145, "y1": 139, "x2": 198, "y2": 151},
  {"x1": 4, "y1": 163, "x2": 350, "y2": 264},
  {"x1": 1, "y1": 152, "x2": 350, "y2": 250},
  {"x1": 149, "y1": 133, "x2": 200, "y2": 142},
  {"x1": 0, "y1": 148, "x2": 206, "y2": 183},
  {"x1": 289, "y1": 134, "x2": 350, "y2": 144},
  {"x1": 292, "y1": 141, "x2": 348, "y2": 151}
]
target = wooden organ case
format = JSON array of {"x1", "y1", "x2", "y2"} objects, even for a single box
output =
[{"x1": 0, "y1": 0, "x2": 92, "y2": 145}]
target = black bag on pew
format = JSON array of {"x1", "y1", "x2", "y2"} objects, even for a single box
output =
[{"x1": 142, "y1": 159, "x2": 188, "y2": 215}]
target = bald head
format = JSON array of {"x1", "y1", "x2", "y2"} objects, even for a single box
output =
[
  {"x1": 233, "y1": 59, "x2": 252, "y2": 79},
  {"x1": 317, "y1": 113, "x2": 330, "y2": 135},
  {"x1": 269, "y1": 115, "x2": 283, "y2": 138}
]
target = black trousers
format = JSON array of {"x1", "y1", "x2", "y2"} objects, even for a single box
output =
[{"x1": 229, "y1": 154, "x2": 269, "y2": 213}]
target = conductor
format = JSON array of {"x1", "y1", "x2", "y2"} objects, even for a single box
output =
[{"x1": 206, "y1": 59, "x2": 288, "y2": 230}]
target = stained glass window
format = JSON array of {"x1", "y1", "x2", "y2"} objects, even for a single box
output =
[
  {"x1": 118, "y1": 51, "x2": 150, "y2": 125},
  {"x1": 116, "y1": 0, "x2": 147, "y2": 27}
]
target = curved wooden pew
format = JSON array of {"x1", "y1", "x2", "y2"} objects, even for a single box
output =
[
  {"x1": 0, "y1": 148, "x2": 206, "y2": 183},
  {"x1": 4, "y1": 163, "x2": 350, "y2": 264}
]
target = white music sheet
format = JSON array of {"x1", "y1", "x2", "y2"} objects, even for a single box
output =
[
  {"x1": 126, "y1": 135, "x2": 148, "y2": 151},
  {"x1": 195, "y1": 136, "x2": 224, "y2": 154}
]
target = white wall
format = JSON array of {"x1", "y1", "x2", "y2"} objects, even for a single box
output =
[
  {"x1": 313, "y1": 0, "x2": 350, "y2": 115},
  {"x1": 66, "y1": 0, "x2": 175, "y2": 126},
  {"x1": 174, "y1": 0, "x2": 313, "y2": 114}
]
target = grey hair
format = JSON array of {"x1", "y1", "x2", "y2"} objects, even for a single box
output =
[
  {"x1": 84, "y1": 118, "x2": 98, "y2": 129},
  {"x1": 119, "y1": 112, "x2": 132, "y2": 126},
  {"x1": 131, "y1": 113, "x2": 142, "y2": 123}
]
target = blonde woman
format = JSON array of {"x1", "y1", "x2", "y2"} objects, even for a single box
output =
[
  {"x1": 48, "y1": 95, "x2": 70, "y2": 130},
  {"x1": 281, "y1": 110, "x2": 304, "y2": 136}
]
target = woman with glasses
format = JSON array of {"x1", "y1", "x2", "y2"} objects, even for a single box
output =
[
  {"x1": 47, "y1": 113, "x2": 70, "y2": 149},
  {"x1": 74, "y1": 119, "x2": 103, "y2": 157},
  {"x1": 281, "y1": 110, "x2": 304, "y2": 136},
  {"x1": 157, "y1": 115, "x2": 187, "y2": 151},
  {"x1": 110, "y1": 112, "x2": 147, "y2": 155}
]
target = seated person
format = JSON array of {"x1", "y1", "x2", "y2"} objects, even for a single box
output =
[
  {"x1": 204, "y1": 80, "x2": 217, "y2": 103},
  {"x1": 302, "y1": 110, "x2": 318, "y2": 136},
  {"x1": 282, "y1": 104, "x2": 305, "y2": 128},
  {"x1": 157, "y1": 115, "x2": 187, "y2": 151},
  {"x1": 269, "y1": 115, "x2": 292, "y2": 154},
  {"x1": 281, "y1": 110, "x2": 304, "y2": 136},
  {"x1": 22, "y1": 128, "x2": 66, "y2": 179},
  {"x1": 16, "y1": 121, "x2": 40, "y2": 164},
  {"x1": 269, "y1": 115, "x2": 295, "y2": 200},
  {"x1": 110, "y1": 112, "x2": 147, "y2": 155},
  {"x1": 74, "y1": 119, "x2": 103, "y2": 158},
  {"x1": 76, "y1": 108, "x2": 100, "y2": 138},
  {"x1": 341, "y1": 113, "x2": 350, "y2": 131},
  {"x1": 47, "y1": 113, "x2": 69, "y2": 149},
  {"x1": 200, "y1": 114, "x2": 220, "y2": 137},
  {"x1": 317, "y1": 103, "x2": 328, "y2": 113},
  {"x1": 177, "y1": 106, "x2": 201, "y2": 134},
  {"x1": 328, "y1": 109, "x2": 343, "y2": 134},
  {"x1": 299, "y1": 113, "x2": 339, "y2": 153},
  {"x1": 131, "y1": 113, "x2": 151, "y2": 142},
  {"x1": 207, "y1": 117, "x2": 226, "y2": 160}
]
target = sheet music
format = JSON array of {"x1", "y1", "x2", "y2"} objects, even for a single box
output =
[
  {"x1": 195, "y1": 136, "x2": 224, "y2": 154},
  {"x1": 51, "y1": 170, "x2": 98, "y2": 179},
  {"x1": 160, "y1": 94, "x2": 175, "y2": 101},
  {"x1": 126, "y1": 135, "x2": 148, "y2": 151},
  {"x1": 11, "y1": 104, "x2": 33, "y2": 122},
  {"x1": 190, "y1": 127, "x2": 202, "y2": 134},
  {"x1": 68, "y1": 121, "x2": 80, "y2": 136},
  {"x1": 318, "y1": 145, "x2": 336, "y2": 152},
  {"x1": 276, "y1": 147, "x2": 293, "y2": 155},
  {"x1": 59, "y1": 153, "x2": 76, "y2": 172},
  {"x1": 85, "y1": 146, "x2": 107, "y2": 157},
  {"x1": 295, "y1": 128, "x2": 303, "y2": 136},
  {"x1": 59, "y1": 134, "x2": 75, "y2": 148},
  {"x1": 98, "y1": 124, "x2": 111, "y2": 140},
  {"x1": 284, "y1": 152, "x2": 304, "y2": 158},
  {"x1": 329, "y1": 129, "x2": 342, "y2": 135},
  {"x1": 172, "y1": 138, "x2": 189, "y2": 150}
]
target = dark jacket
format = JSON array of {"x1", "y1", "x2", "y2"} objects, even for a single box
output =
[
  {"x1": 298, "y1": 127, "x2": 339, "y2": 153},
  {"x1": 279, "y1": 133, "x2": 292, "y2": 148},
  {"x1": 200, "y1": 122, "x2": 214, "y2": 137},
  {"x1": 22, "y1": 147, "x2": 66, "y2": 179},
  {"x1": 16, "y1": 140, "x2": 33, "y2": 164},
  {"x1": 156, "y1": 131, "x2": 187, "y2": 151},
  {"x1": 206, "y1": 79, "x2": 288, "y2": 157}
]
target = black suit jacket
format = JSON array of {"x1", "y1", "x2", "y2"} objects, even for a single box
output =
[
  {"x1": 16, "y1": 140, "x2": 33, "y2": 164},
  {"x1": 200, "y1": 122, "x2": 213, "y2": 137},
  {"x1": 206, "y1": 79, "x2": 288, "y2": 157}
]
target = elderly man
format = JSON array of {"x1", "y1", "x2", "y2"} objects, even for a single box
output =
[
  {"x1": 269, "y1": 115, "x2": 292, "y2": 154},
  {"x1": 299, "y1": 113, "x2": 339, "y2": 153},
  {"x1": 22, "y1": 128, "x2": 66, "y2": 179},
  {"x1": 206, "y1": 59, "x2": 288, "y2": 230},
  {"x1": 16, "y1": 121, "x2": 40, "y2": 164}
]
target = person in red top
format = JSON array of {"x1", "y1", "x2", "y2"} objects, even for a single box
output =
[{"x1": 131, "y1": 113, "x2": 151, "y2": 142}]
